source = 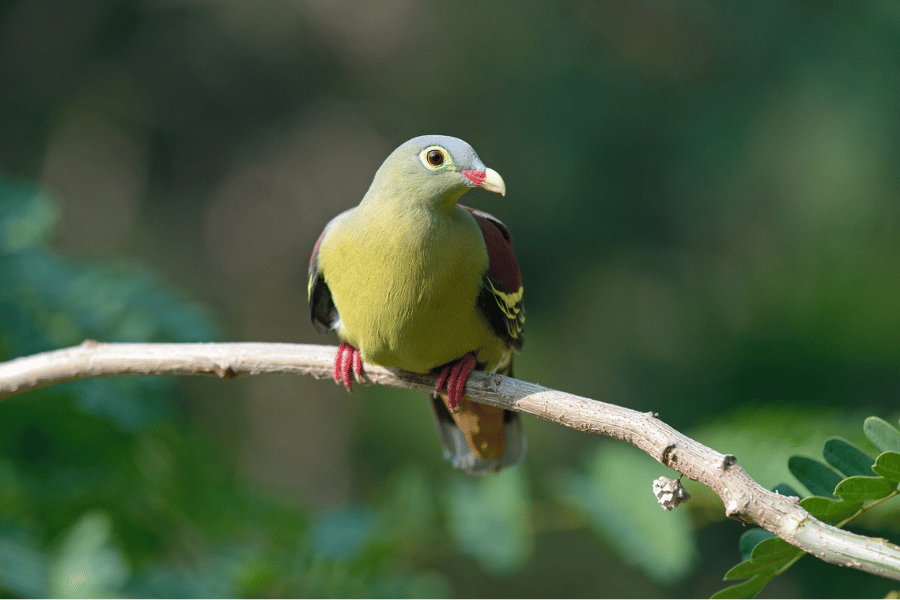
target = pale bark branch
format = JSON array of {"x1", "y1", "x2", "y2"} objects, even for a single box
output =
[{"x1": 1, "y1": 340, "x2": 899, "y2": 581}]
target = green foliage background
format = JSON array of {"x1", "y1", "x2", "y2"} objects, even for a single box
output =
[{"x1": 1, "y1": 1, "x2": 899, "y2": 597}]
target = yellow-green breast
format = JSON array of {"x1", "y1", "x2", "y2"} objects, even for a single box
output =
[{"x1": 317, "y1": 203, "x2": 499, "y2": 374}]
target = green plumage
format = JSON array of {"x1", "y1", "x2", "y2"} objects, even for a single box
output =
[
  {"x1": 318, "y1": 202, "x2": 503, "y2": 373},
  {"x1": 309, "y1": 135, "x2": 525, "y2": 474}
]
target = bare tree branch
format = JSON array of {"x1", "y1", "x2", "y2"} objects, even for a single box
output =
[{"x1": 1, "y1": 340, "x2": 899, "y2": 581}]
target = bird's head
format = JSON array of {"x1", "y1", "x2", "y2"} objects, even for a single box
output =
[{"x1": 366, "y1": 135, "x2": 506, "y2": 212}]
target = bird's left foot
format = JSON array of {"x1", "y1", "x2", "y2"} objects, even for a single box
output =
[
  {"x1": 333, "y1": 342, "x2": 363, "y2": 391},
  {"x1": 434, "y1": 353, "x2": 477, "y2": 412}
]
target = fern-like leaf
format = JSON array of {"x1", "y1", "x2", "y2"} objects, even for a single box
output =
[{"x1": 714, "y1": 418, "x2": 900, "y2": 599}]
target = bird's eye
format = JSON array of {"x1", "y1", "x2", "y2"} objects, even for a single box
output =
[{"x1": 419, "y1": 146, "x2": 453, "y2": 171}]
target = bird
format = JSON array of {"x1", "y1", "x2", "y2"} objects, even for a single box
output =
[{"x1": 308, "y1": 135, "x2": 525, "y2": 475}]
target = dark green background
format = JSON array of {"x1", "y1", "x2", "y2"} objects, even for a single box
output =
[{"x1": 1, "y1": 0, "x2": 899, "y2": 597}]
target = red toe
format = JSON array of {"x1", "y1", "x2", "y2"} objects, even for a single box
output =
[
  {"x1": 352, "y1": 347, "x2": 363, "y2": 382},
  {"x1": 434, "y1": 365, "x2": 450, "y2": 394},
  {"x1": 434, "y1": 353, "x2": 477, "y2": 410},
  {"x1": 332, "y1": 344, "x2": 345, "y2": 384},
  {"x1": 333, "y1": 342, "x2": 361, "y2": 392}
]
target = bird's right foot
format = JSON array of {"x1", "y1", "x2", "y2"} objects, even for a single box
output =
[
  {"x1": 333, "y1": 342, "x2": 363, "y2": 391},
  {"x1": 433, "y1": 352, "x2": 477, "y2": 412}
]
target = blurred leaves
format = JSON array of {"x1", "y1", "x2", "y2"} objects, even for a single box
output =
[
  {"x1": 556, "y1": 444, "x2": 698, "y2": 584},
  {"x1": 0, "y1": 181, "x2": 56, "y2": 252},
  {"x1": 0, "y1": 181, "x2": 451, "y2": 597},
  {"x1": 312, "y1": 505, "x2": 380, "y2": 558},
  {"x1": 48, "y1": 512, "x2": 129, "y2": 598},
  {"x1": 0, "y1": 534, "x2": 47, "y2": 598},
  {"x1": 444, "y1": 468, "x2": 533, "y2": 575}
]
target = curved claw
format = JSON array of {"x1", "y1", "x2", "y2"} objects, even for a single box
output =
[
  {"x1": 434, "y1": 353, "x2": 477, "y2": 411},
  {"x1": 334, "y1": 342, "x2": 363, "y2": 392}
]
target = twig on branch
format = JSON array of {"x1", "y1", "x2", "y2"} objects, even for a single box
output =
[{"x1": 1, "y1": 340, "x2": 899, "y2": 581}]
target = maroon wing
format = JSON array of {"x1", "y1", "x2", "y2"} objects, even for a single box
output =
[{"x1": 461, "y1": 205, "x2": 525, "y2": 351}]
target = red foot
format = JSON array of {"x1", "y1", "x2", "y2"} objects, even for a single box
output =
[
  {"x1": 434, "y1": 353, "x2": 477, "y2": 411},
  {"x1": 333, "y1": 342, "x2": 363, "y2": 391}
]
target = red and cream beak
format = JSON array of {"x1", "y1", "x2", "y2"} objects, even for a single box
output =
[{"x1": 461, "y1": 168, "x2": 506, "y2": 196}]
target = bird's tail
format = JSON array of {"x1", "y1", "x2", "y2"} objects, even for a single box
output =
[{"x1": 430, "y1": 394, "x2": 526, "y2": 476}]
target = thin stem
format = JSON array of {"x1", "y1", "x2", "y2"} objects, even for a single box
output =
[{"x1": 837, "y1": 490, "x2": 900, "y2": 529}]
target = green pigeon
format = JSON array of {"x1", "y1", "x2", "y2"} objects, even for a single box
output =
[{"x1": 308, "y1": 135, "x2": 525, "y2": 474}]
